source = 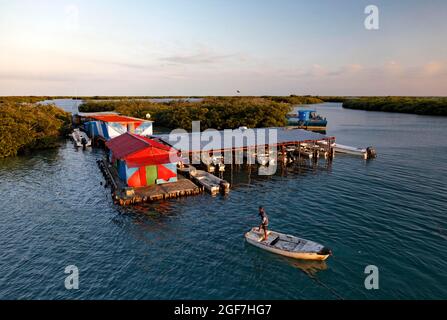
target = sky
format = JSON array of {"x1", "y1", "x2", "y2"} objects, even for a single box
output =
[{"x1": 0, "y1": 0, "x2": 446, "y2": 96}]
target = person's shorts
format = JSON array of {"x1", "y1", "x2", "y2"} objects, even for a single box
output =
[{"x1": 261, "y1": 223, "x2": 268, "y2": 230}]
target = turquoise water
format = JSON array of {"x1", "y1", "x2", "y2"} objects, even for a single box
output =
[{"x1": 0, "y1": 103, "x2": 446, "y2": 299}]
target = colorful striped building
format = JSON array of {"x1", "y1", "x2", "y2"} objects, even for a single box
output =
[
  {"x1": 105, "y1": 133, "x2": 181, "y2": 188},
  {"x1": 81, "y1": 114, "x2": 154, "y2": 141}
]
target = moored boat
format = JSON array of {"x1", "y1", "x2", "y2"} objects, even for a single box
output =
[
  {"x1": 318, "y1": 141, "x2": 376, "y2": 159},
  {"x1": 245, "y1": 228, "x2": 332, "y2": 261},
  {"x1": 333, "y1": 143, "x2": 376, "y2": 159},
  {"x1": 70, "y1": 128, "x2": 92, "y2": 148},
  {"x1": 287, "y1": 110, "x2": 327, "y2": 131},
  {"x1": 190, "y1": 169, "x2": 230, "y2": 195}
]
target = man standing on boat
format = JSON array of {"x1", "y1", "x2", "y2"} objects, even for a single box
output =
[{"x1": 258, "y1": 206, "x2": 269, "y2": 241}]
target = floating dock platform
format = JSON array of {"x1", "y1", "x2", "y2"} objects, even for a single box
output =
[
  {"x1": 98, "y1": 160, "x2": 202, "y2": 206},
  {"x1": 133, "y1": 179, "x2": 202, "y2": 202}
]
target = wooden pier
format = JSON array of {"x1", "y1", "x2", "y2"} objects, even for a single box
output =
[
  {"x1": 96, "y1": 127, "x2": 376, "y2": 206},
  {"x1": 156, "y1": 127, "x2": 336, "y2": 166},
  {"x1": 93, "y1": 128, "x2": 375, "y2": 206}
]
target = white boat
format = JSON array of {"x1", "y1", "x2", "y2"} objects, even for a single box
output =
[
  {"x1": 245, "y1": 228, "x2": 332, "y2": 261},
  {"x1": 190, "y1": 169, "x2": 230, "y2": 195},
  {"x1": 318, "y1": 141, "x2": 376, "y2": 159},
  {"x1": 245, "y1": 151, "x2": 277, "y2": 166},
  {"x1": 211, "y1": 155, "x2": 225, "y2": 172},
  {"x1": 257, "y1": 153, "x2": 277, "y2": 166},
  {"x1": 70, "y1": 128, "x2": 92, "y2": 148},
  {"x1": 299, "y1": 149, "x2": 315, "y2": 159},
  {"x1": 333, "y1": 143, "x2": 376, "y2": 159}
]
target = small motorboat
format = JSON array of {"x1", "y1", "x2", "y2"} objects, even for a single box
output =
[
  {"x1": 190, "y1": 169, "x2": 230, "y2": 195},
  {"x1": 71, "y1": 128, "x2": 92, "y2": 148},
  {"x1": 318, "y1": 141, "x2": 377, "y2": 160},
  {"x1": 245, "y1": 228, "x2": 332, "y2": 261},
  {"x1": 333, "y1": 143, "x2": 376, "y2": 160}
]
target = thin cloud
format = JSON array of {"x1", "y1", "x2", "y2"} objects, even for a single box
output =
[
  {"x1": 160, "y1": 52, "x2": 243, "y2": 65},
  {"x1": 87, "y1": 59, "x2": 154, "y2": 70},
  {"x1": 326, "y1": 64, "x2": 363, "y2": 77},
  {"x1": 423, "y1": 61, "x2": 446, "y2": 76},
  {"x1": 280, "y1": 61, "x2": 446, "y2": 79},
  {"x1": 0, "y1": 70, "x2": 106, "y2": 82}
]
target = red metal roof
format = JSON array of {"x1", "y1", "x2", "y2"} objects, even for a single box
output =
[
  {"x1": 106, "y1": 133, "x2": 181, "y2": 167},
  {"x1": 88, "y1": 114, "x2": 145, "y2": 124}
]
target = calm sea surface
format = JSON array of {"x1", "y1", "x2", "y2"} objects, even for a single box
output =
[{"x1": 0, "y1": 101, "x2": 446, "y2": 299}]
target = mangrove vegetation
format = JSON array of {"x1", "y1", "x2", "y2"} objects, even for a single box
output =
[
  {"x1": 79, "y1": 97, "x2": 295, "y2": 130},
  {"x1": 343, "y1": 97, "x2": 447, "y2": 116},
  {"x1": 0, "y1": 102, "x2": 71, "y2": 158}
]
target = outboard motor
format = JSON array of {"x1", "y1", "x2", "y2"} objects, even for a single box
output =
[
  {"x1": 366, "y1": 147, "x2": 377, "y2": 159},
  {"x1": 81, "y1": 137, "x2": 87, "y2": 149},
  {"x1": 318, "y1": 247, "x2": 333, "y2": 256}
]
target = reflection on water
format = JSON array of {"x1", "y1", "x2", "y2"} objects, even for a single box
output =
[{"x1": 289, "y1": 259, "x2": 328, "y2": 276}]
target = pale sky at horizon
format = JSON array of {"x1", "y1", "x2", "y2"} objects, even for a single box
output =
[{"x1": 0, "y1": 0, "x2": 446, "y2": 96}]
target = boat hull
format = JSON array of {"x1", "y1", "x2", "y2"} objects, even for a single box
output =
[
  {"x1": 245, "y1": 229, "x2": 331, "y2": 261},
  {"x1": 287, "y1": 125, "x2": 327, "y2": 132},
  {"x1": 287, "y1": 110, "x2": 327, "y2": 131},
  {"x1": 287, "y1": 120, "x2": 327, "y2": 132},
  {"x1": 72, "y1": 139, "x2": 92, "y2": 148}
]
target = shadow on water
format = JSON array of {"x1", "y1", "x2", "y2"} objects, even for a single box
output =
[
  {"x1": 244, "y1": 241, "x2": 328, "y2": 275},
  {"x1": 110, "y1": 206, "x2": 179, "y2": 248},
  {"x1": 288, "y1": 259, "x2": 328, "y2": 276},
  {"x1": 283, "y1": 257, "x2": 345, "y2": 299},
  {"x1": 110, "y1": 198, "x2": 195, "y2": 237},
  {"x1": 223, "y1": 161, "x2": 333, "y2": 190},
  {"x1": 0, "y1": 144, "x2": 62, "y2": 170},
  {"x1": 112, "y1": 201, "x2": 177, "y2": 225},
  {"x1": 243, "y1": 241, "x2": 345, "y2": 299}
]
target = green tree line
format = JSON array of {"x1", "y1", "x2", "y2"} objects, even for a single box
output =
[
  {"x1": 343, "y1": 97, "x2": 447, "y2": 116},
  {"x1": 79, "y1": 97, "x2": 294, "y2": 130},
  {"x1": 0, "y1": 96, "x2": 55, "y2": 104},
  {"x1": 0, "y1": 103, "x2": 71, "y2": 158}
]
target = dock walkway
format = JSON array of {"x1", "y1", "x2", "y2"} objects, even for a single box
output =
[
  {"x1": 156, "y1": 127, "x2": 334, "y2": 154},
  {"x1": 133, "y1": 178, "x2": 202, "y2": 202}
]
